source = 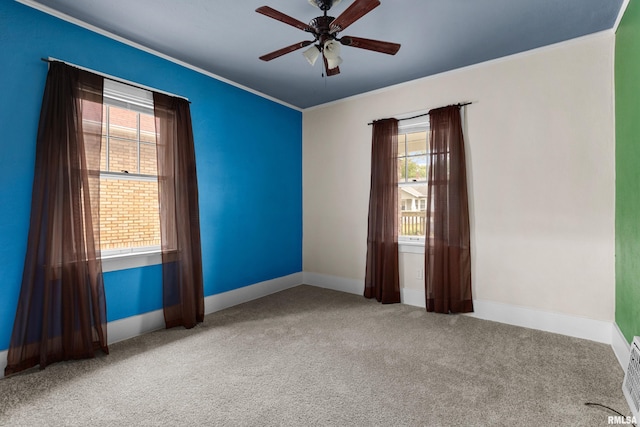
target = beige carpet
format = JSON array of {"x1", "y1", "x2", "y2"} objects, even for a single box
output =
[{"x1": 0, "y1": 285, "x2": 629, "y2": 426}]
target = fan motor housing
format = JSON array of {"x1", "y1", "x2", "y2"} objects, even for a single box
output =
[
  {"x1": 310, "y1": 16, "x2": 335, "y2": 33},
  {"x1": 310, "y1": 15, "x2": 336, "y2": 44}
]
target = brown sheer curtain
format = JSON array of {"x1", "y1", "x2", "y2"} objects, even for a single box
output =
[
  {"x1": 153, "y1": 92, "x2": 204, "y2": 329},
  {"x1": 364, "y1": 119, "x2": 401, "y2": 304},
  {"x1": 425, "y1": 105, "x2": 473, "y2": 313},
  {"x1": 5, "y1": 62, "x2": 108, "y2": 376}
]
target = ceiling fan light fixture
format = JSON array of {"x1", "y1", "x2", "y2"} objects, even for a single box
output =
[
  {"x1": 303, "y1": 45, "x2": 321, "y2": 66},
  {"x1": 327, "y1": 56, "x2": 342, "y2": 70},
  {"x1": 323, "y1": 39, "x2": 341, "y2": 58},
  {"x1": 326, "y1": 55, "x2": 343, "y2": 70},
  {"x1": 308, "y1": 0, "x2": 341, "y2": 10},
  {"x1": 323, "y1": 39, "x2": 342, "y2": 68},
  {"x1": 257, "y1": 0, "x2": 400, "y2": 77}
]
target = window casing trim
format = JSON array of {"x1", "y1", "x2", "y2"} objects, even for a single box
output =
[
  {"x1": 100, "y1": 171, "x2": 157, "y2": 182},
  {"x1": 98, "y1": 79, "x2": 160, "y2": 272},
  {"x1": 101, "y1": 248, "x2": 162, "y2": 272}
]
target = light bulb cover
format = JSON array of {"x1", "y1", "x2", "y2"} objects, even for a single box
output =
[
  {"x1": 326, "y1": 56, "x2": 343, "y2": 70},
  {"x1": 308, "y1": 0, "x2": 341, "y2": 9},
  {"x1": 323, "y1": 40, "x2": 342, "y2": 69},
  {"x1": 302, "y1": 45, "x2": 321, "y2": 66},
  {"x1": 323, "y1": 40, "x2": 341, "y2": 59}
]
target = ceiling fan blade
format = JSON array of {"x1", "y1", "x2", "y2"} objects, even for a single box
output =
[
  {"x1": 340, "y1": 36, "x2": 400, "y2": 55},
  {"x1": 259, "y1": 41, "x2": 314, "y2": 61},
  {"x1": 256, "y1": 6, "x2": 313, "y2": 32},
  {"x1": 330, "y1": 0, "x2": 380, "y2": 33},
  {"x1": 324, "y1": 56, "x2": 341, "y2": 76}
]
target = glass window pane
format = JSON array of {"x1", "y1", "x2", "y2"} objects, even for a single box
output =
[
  {"x1": 108, "y1": 139, "x2": 138, "y2": 173},
  {"x1": 140, "y1": 130, "x2": 156, "y2": 144},
  {"x1": 139, "y1": 142, "x2": 157, "y2": 175},
  {"x1": 399, "y1": 183, "x2": 428, "y2": 236},
  {"x1": 406, "y1": 155, "x2": 427, "y2": 181},
  {"x1": 108, "y1": 106, "x2": 138, "y2": 141},
  {"x1": 398, "y1": 157, "x2": 407, "y2": 181},
  {"x1": 397, "y1": 134, "x2": 406, "y2": 157},
  {"x1": 139, "y1": 113, "x2": 156, "y2": 143},
  {"x1": 407, "y1": 131, "x2": 427, "y2": 155},
  {"x1": 99, "y1": 178, "x2": 160, "y2": 250},
  {"x1": 100, "y1": 86, "x2": 159, "y2": 253},
  {"x1": 100, "y1": 136, "x2": 108, "y2": 171},
  {"x1": 102, "y1": 105, "x2": 108, "y2": 133}
]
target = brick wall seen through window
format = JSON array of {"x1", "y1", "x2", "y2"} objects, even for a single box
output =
[{"x1": 99, "y1": 102, "x2": 160, "y2": 252}]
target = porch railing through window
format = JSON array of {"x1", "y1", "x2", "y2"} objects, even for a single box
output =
[{"x1": 401, "y1": 211, "x2": 427, "y2": 236}]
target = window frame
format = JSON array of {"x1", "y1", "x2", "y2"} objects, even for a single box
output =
[
  {"x1": 99, "y1": 80, "x2": 161, "y2": 269},
  {"x1": 397, "y1": 118, "x2": 429, "y2": 247}
]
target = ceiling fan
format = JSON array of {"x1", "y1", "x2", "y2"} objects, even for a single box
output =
[{"x1": 256, "y1": 0, "x2": 401, "y2": 76}]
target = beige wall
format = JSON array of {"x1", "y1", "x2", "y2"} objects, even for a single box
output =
[{"x1": 303, "y1": 32, "x2": 615, "y2": 321}]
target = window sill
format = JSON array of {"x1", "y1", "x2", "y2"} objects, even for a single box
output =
[
  {"x1": 101, "y1": 250, "x2": 162, "y2": 273},
  {"x1": 399, "y1": 240, "x2": 425, "y2": 254}
]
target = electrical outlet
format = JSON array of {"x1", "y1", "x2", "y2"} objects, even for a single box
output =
[{"x1": 417, "y1": 268, "x2": 424, "y2": 280}]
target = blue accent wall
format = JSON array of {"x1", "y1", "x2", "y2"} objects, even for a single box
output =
[
  {"x1": 0, "y1": 1, "x2": 302, "y2": 350},
  {"x1": 104, "y1": 265, "x2": 164, "y2": 322}
]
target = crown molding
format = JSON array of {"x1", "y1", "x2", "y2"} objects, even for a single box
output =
[{"x1": 16, "y1": 0, "x2": 303, "y2": 112}]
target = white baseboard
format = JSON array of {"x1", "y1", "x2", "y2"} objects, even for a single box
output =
[
  {"x1": 303, "y1": 272, "x2": 615, "y2": 345},
  {"x1": 612, "y1": 322, "x2": 631, "y2": 370},
  {"x1": 468, "y1": 299, "x2": 613, "y2": 344},
  {"x1": 1, "y1": 271, "x2": 628, "y2": 378},
  {"x1": 107, "y1": 309, "x2": 166, "y2": 346},
  {"x1": 401, "y1": 288, "x2": 426, "y2": 308},
  {"x1": 0, "y1": 272, "x2": 303, "y2": 379},
  {"x1": 0, "y1": 350, "x2": 6, "y2": 379},
  {"x1": 303, "y1": 272, "x2": 363, "y2": 295},
  {"x1": 204, "y1": 272, "x2": 303, "y2": 314},
  {"x1": 302, "y1": 272, "x2": 427, "y2": 308},
  {"x1": 110, "y1": 272, "x2": 303, "y2": 345}
]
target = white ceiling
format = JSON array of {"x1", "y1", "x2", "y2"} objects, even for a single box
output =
[{"x1": 25, "y1": 0, "x2": 624, "y2": 109}]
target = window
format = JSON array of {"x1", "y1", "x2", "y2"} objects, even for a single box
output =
[
  {"x1": 397, "y1": 118, "x2": 429, "y2": 242},
  {"x1": 99, "y1": 80, "x2": 160, "y2": 259}
]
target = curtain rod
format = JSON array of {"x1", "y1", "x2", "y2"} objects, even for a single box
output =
[
  {"x1": 367, "y1": 102, "x2": 472, "y2": 126},
  {"x1": 41, "y1": 57, "x2": 190, "y2": 103}
]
